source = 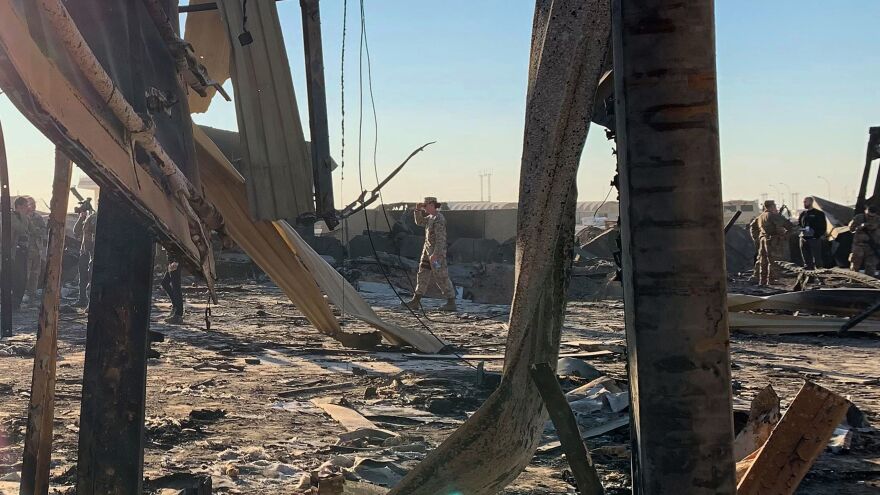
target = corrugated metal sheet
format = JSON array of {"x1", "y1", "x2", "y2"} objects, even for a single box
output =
[{"x1": 217, "y1": 0, "x2": 314, "y2": 221}]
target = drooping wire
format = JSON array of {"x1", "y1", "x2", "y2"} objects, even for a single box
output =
[
  {"x1": 357, "y1": 5, "x2": 507, "y2": 326},
  {"x1": 354, "y1": 1, "x2": 484, "y2": 366},
  {"x1": 338, "y1": 0, "x2": 348, "y2": 320}
]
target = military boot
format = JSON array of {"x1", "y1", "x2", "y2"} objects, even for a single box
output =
[
  {"x1": 402, "y1": 295, "x2": 422, "y2": 311},
  {"x1": 439, "y1": 298, "x2": 457, "y2": 312}
]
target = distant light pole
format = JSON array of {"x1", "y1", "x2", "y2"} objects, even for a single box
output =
[
  {"x1": 817, "y1": 176, "x2": 832, "y2": 200},
  {"x1": 769, "y1": 184, "x2": 784, "y2": 204},
  {"x1": 777, "y1": 182, "x2": 792, "y2": 206}
]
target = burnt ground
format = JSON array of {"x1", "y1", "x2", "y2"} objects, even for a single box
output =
[{"x1": 0, "y1": 272, "x2": 878, "y2": 494}]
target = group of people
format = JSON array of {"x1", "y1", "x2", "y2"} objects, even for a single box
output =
[
  {"x1": 749, "y1": 195, "x2": 880, "y2": 286},
  {"x1": 749, "y1": 197, "x2": 826, "y2": 286},
  {"x1": 3, "y1": 197, "x2": 184, "y2": 324}
]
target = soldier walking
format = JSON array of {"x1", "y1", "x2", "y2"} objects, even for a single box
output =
[
  {"x1": 403, "y1": 197, "x2": 457, "y2": 312},
  {"x1": 749, "y1": 200, "x2": 793, "y2": 286},
  {"x1": 848, "y1": 205, "x2": 880, "y2": 274}
]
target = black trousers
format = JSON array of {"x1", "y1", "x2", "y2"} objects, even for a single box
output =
[
  {"x1": 800, "y1": 237, "x2": 822, "y2": 270},
  {"x1": 12, "y1": 247, "x2": 28, "y2": 309},
  {"x1": 161, "y1": 267, "x2": 183, "y2": 316},
  {"x1": 77, "y1": 249, "x2": 92, "y2": 303}
]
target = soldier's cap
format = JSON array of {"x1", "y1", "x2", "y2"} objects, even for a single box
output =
[
  {"x1": 763, "y1": 199, "x2": 776, "y2": 209},
  {"x1": 423, "y1": 196, "x2": 439, "y2": 205}
]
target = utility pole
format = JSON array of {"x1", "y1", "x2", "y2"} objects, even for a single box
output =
[
  {"x1": 478, "y1": 171, "x2": 492, "y2": 202},
  {"x1": 818, "y1": 175, "x2": 832, "y2": 201},
  {"x1": 612, "y1": 0, "x2": 735, "y2": 493},
  {"x1": 300, "y1": 0, "x2": 337, "y2": 229}
]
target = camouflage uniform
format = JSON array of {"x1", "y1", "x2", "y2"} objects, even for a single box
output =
[
  {"x1": 3, "y1": 210, "x2": 31, "y2": 308},
  {"x1": 749, "y1": 210, "x2": 792, "y2": 285},
  {"x1": 413, "y1": 209, "x2": 455, "y2": 299},
  {"x1": 848, "y1": 212, "x2": 880, "y2": 273},
  {"x1": 24, "y1": 212, "x2": 47, "y2": 300},
  {"x1": 73, "y1": 212, "x2": 97, "y2": 305}
]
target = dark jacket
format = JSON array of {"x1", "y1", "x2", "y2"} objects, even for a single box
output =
[{"x1": 798, "y1": 208, "x2": 827, "y2": 239}]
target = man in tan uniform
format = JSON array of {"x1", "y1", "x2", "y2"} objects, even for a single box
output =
[
  {"x1": 403, "y1": 197, "x2": 457, "y2": 312},
  {"x1": 4, "y1": 197, "x2": 31, "y2": 309},
  {"x1": 23, "y1": 196, "x2": 46, "y2": 305},
  {"x1": 848, "y1": 205, "x2": 880, "y2": 274},
  {"x1": 749, "y1": 200, "x2": 793, "y2": 286}
]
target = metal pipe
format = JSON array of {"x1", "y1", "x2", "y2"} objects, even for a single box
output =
[{"x1": 180, "y1": 0, "x2": 286, "y2": 14}]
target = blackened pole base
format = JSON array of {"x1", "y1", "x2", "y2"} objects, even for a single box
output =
[{"x1": 76, "y1": 191, "x2": 154, "y2": 494}]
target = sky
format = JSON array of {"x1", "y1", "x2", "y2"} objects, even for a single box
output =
[{"x1": 1, "y1": 0, "x2": 878, "y2": 210}]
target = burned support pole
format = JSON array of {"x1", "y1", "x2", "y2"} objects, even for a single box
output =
[
  {"x1": 0, "y1": 121, "x2": 11, "y2": 338},
  {"x1": 76, "y1": 191, "x2": 155, "y2": 495},
  {"x1": 20, "y1": 149, "x2": 72, "y2": 495},
  {"x1": 300, "y1": 0, "x2": 336, "y2": 228},
  {"x1": 612, "y1": 0, "x2": 735, "y2": 493}
]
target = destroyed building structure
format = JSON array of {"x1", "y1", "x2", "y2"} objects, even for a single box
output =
[{"x1": 0, "y1": 1, "x2": 876, "y2": 494}]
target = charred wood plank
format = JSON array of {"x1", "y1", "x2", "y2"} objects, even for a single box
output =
[
  {"x1": 20, "y1": 149, "x2": 72, "y2": 495},
  {"x1": 76, "y1": 191, "x2": 155, "y2": 495}
]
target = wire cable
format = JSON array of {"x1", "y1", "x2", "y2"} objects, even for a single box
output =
[{"x1": 354, "y1": 1, "x2": 483, "y2": 365}]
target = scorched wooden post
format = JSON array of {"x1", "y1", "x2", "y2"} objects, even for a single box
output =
[{"x1": 612, "y1": 0, "x2": 736, "y2": 492}]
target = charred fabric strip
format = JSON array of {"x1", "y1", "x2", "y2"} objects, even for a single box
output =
[
  {"x1": 20, "y1": 149, "x2": 72, "y2": 495},
  {"x1": 388, "y1": 0, "x2": 611, "y2": 493},
  {"x1": 216, "y1": 0, "x2": 315, "y2": 221}
]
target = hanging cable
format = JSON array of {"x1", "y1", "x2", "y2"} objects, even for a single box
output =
[
  {"x1": 353, "y1": 1, "x2": 486, "y2": 365},
  {"x1": 356, "y1": 4, "x2": 506, "y2": 326}
]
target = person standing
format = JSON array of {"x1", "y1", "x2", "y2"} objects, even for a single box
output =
[
  {"x1": 403, "y1": 197, "x2": 457, "y2": 312},
  {"x1": 23, "y1": 196, "x2": 47, "y2": 305},
  {"x1": 73, "y1": 206, "x2": 97, "y2": 307},
  {"x1": 749, "y1": 200, "x2": 793, "y2": 286},
  {"x1": 161, "y1": 255, "x2": 184, "y2": 324},
  {"x1": 848, "y1": 205, "x2": 880, "y2": 274},
  {"x1": 7, "y1": 197, "x2": 31, "y2": 310},
  {"x1": 797, "y1": 196, "x2": 827, "y2": 270}
]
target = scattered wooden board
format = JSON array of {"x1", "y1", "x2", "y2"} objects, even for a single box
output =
[
  {"x1": 737, "y1": 381, "x2": 850, "y2": 495},
  {"x1": 311, "y1": 401, "x2": 380, "y2": 433}
]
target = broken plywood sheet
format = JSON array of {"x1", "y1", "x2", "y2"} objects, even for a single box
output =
[
  {"x1": 184, "y1": 0, "x2": 231, "y2": 113},
  {"x1": 737, "y1": 381, "x2": 850, "y2": 495},
  {"x1": 728, "y1": 289, "x2": 880, "y2": 316},
  {"x1": 194, "y1": 126, "x2": 350, "y2": 345},
  {"x1": 216, "y1": 0, "x2": 313, "y2": 221},
  {"x1": 729, "y1": 312, "x2": 880, "y2": 335},
  {"x1": 194, "y1": 126, "x2": 445, "y2": 353},
  {"x1": 310, "y1": 400, "x2": 380, "y2": 433},
  {"x1": 273, "y1": 222, "x2": 447, "y2": 353}
]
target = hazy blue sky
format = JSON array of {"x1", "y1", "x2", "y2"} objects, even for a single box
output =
[{"x1": 1, "y1": 1, "x2": 878, "y2": 209}]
